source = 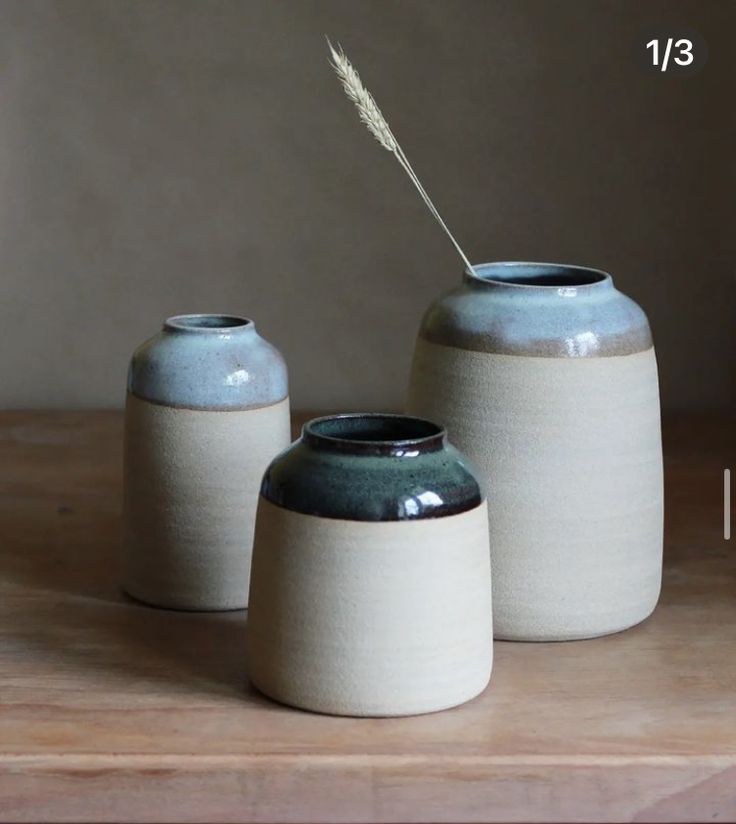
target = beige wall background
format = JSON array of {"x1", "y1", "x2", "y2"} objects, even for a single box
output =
[{"x1": 0, "y1": 0, "x2": 733, "y2": 411}]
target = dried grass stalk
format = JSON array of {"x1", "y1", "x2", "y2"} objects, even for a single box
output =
[{"x1": 327, "y1": 39, "x2": 474, "y2": 274}]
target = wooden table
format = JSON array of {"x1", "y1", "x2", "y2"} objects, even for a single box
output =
[{"x1": 0, "y1": 411, "x2": 734, "y2": 823}]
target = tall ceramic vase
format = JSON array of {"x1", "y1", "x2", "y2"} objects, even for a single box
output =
[
  {"x1": 407, "y1": 262, "x2": 663, "y2": 641},
  {"x1": 123, "y1": 314, "x2": 290, "y2": 611},
  {"x1": 247, "y1": 413, "x2": 492, "y2": 716}
]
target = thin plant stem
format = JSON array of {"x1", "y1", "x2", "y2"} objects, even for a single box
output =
[{"x1": 327, "y1": 40, "x2": 474, "y2": 274}]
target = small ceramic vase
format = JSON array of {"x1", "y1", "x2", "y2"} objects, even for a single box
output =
[
  {"x1": 247, "y1": 413, "x2": 492, "y2": 717},
  {"x1": 123, "y1": 314, "x2": 290, "y2": 611},
  {"x1": 407, "y1": 262, "x2": 664, "y2": 641}
]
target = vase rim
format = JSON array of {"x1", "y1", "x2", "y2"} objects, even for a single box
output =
[
  {"x1": 164, "y1": 314, "x2": 254, "y2": 333},
  {"x1": 302, "y1": 413, "x2": 446, "y2": 456},
  {"x1": 465, "y1": 261, "x2": 613, "y2": 290}
]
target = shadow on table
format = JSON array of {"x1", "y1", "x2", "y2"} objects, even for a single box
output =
[{"x1": 0, "y1": 503, "x2": 283, "y2": 707}]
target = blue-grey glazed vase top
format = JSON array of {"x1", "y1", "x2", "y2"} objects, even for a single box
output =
[
  {"x1": 419, "y1": 262, "x2": 653, "y2": 357},
  {"x1": 261, "y1": 413, "x2": 483, "y2": 521},
  {"x1": 128, "y1": 314, "x2": 288, "y2": 410}
]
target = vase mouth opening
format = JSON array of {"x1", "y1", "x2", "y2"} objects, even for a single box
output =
[
  {"x1": 303, "y1": 413, "x2": 446, "y2": 455},
  {"x1": 164, "y1": 314, "x2": 254, "y2": 333},
  {"x1": 466, "y1": 262, "x2": 612, "y2": 289}
]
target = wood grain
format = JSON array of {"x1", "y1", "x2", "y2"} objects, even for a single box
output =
[{"x1": 0, "y1": 411, "x2": 734, "y2": 823}]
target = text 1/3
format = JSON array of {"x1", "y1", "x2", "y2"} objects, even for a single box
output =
[{"x1": 646, "y1": 38, "x2": 694, "y2": 72}]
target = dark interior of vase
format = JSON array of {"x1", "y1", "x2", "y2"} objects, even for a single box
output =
[
  {"x1": 309, "y1": 415, "x2": 441, "y2": 443},
  {"x1": 474, "y1": 263, "x2": 607, "y2": 287},
  {"x1": 179, "y1": 315, "x2": 250, "y2": 328}
]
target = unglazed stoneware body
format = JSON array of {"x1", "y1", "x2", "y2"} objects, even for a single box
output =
[
  {"x1": 123, "y1": 314, "x2": 290, "y2": 611},
  {"x1": 247, "y1": 414, "x2": 493, "y2": 716},
  {"x1": 407, "y1": 262, "x2": 664, "y2": 641}
]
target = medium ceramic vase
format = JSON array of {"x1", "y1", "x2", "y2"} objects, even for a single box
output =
[
  {"x1": 247, "y1": 413, "x2": 492, "y2": 716},
  {"x1": 407, "y1": 262, "x2": 663, "y2": 641},
  {"x1": 123, "y1": 314, "x2": 290, "y2": 611}
]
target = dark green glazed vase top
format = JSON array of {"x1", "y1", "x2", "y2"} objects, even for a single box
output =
[{"x1": 260, "y1": 413, "x2": 483, "y2": 521}]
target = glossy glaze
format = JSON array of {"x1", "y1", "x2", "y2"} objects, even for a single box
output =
[
  {"x1": 419, "y1": 262, "x2": 652, "y2": 357},
  {"x1": 128, "y1": 314, "x2": 288, "y2": 410},
  {"x1": 261, "y1": 413, "x2": 482, "y2": 521}
]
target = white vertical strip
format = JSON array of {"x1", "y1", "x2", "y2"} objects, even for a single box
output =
[{"x1": 725, "y1": 469, "x2": 731, "y2": 541}]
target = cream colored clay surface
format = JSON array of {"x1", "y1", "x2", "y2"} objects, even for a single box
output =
[
  {"x1": 123, "y1": 394, "x2": 291, "y2": 610},
  {"x1": 408, "y1": 339, "x2": 663, "y2": 641},
  {"x1": 247, "y1": 498, "x2": 493, "y2": 716}
]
